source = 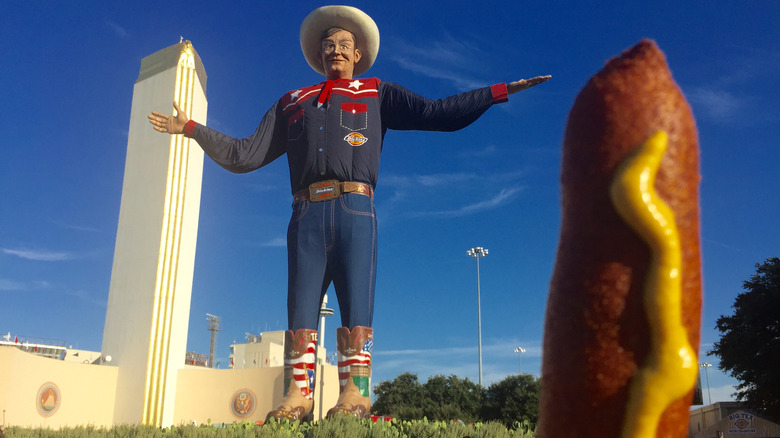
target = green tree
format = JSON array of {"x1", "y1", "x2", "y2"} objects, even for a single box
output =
[
  {"x1": 420, "y1": 375, "x2": 485, "y2": 422},
  {"x1": 373, "y1": 372, "x2": 542, "y2": 426},
  {"x1": 482, "y1": 374, "x2": 541, "y2": 428},
  {"x1": 371, "y1": 372, "x2": 426, "y2": 419},
  {"x1": 372, "y1": 373, "x2": 486, "y2": 421},
  {"x1": 710, "y1": 257, "x2": 780, "y2": 421}
]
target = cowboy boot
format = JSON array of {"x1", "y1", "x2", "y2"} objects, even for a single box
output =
[
  {"x1": 265, "y1": 329, "x2": 318, "y2": 422},
  {"x1": 326, "y1": 326, "x2": 373, "y2": 418}
]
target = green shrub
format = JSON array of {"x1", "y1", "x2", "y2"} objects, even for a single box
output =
[{"x1": 3, "y1": 417, "x2": 535, "y2": 438}]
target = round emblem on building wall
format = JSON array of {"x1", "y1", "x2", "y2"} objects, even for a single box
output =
[
  {"x1": 37, "y1": 382, "x2": 61, "y2": 417},
  {"x1": 230, "y1": 389, "x2": 256, "y2": 418}
]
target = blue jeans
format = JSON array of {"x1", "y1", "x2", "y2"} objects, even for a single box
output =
[{"x1": 287, "y1": 193, "x2": 377, "y2": 331}]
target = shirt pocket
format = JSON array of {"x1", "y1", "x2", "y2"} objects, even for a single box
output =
[
  {"x1": 340, "y1": 102, "x2": 368, "y2": 131},
  {"x1": 287, "y1": 108, "x2": 305, "y2": 141}
]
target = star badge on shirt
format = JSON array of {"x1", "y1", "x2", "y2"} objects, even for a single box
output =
[
  {"x1": 290, "y1": 89, "x2": 302, "y2": 101},
  {"x1": 348, "y1": 80, "x2": 363, "y2": 90}
]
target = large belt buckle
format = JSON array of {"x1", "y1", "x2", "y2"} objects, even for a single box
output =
[{"x1": 308, "y1": 180, "x2": 341, "y2": 202}]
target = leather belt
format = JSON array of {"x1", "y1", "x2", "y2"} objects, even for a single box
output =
[{"x1": 294, "y1": 180, "x2": 373, "y2": 202}]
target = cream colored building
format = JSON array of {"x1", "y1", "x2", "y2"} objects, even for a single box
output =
[
  {"x1": 229, "y1": 329, "x2": 333, "y2": 370},
  {"x1": 0, "y1": 41, "x2": 338, "y2": 430},
  {"x1": 230, "y1": 331, "x2": 285, "y2": 369},
  {"x1": 1, "y1": 334, "x2": 103, "y2": 364},
  {"x1": 689, "y1": 402, "x2": 780, "y2": 438},
  {"x1": 1, "y1": 343, "x2": 337, "y2": 428},
  {"x1": 100, "y1": 38, "x2": 207, "y2": 428}
]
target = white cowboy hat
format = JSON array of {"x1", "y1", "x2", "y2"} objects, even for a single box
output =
[{"x1": 300, "y1": 5, "x2": 380, "y2": 77}]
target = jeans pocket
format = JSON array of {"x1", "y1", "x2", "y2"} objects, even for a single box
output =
[
  {"x1": 291, "y1": 200, "x2": 310, "y2": 222},
  {"x1": 339, "y1": 193, "x2": 375, "y2": 217}
]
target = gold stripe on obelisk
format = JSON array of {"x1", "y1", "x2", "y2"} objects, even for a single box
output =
[{"x1": 142, "y1": 42, "x2": 196, "y2": 427}]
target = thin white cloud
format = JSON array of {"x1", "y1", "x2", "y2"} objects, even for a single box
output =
[
  {"x1": 454, "y1": 187, "x2": 521, "y2": 214},
  {"x1": 378, "y1": 342, "x2": 540, "y2": 359},
  {"x1": 392, "y1": 32, "x2": 477, "y2": 65},
  {"x1": 701, "y1": 237, "x2": 741, "y2": 251},
  {"x1": 413, "y1": 187, "x2": 521, "y2": 218},
  {"x1": 377, "y1": 345, "x2": 472, "y2": 357},
  {"x1": 49, "y1": 219, "x2": 103, "y2": 234},
  {"x1": 0, "y1": 278, "x2": 52, "y2": 292},
  {"x1": 687, "y1": 87, "x2": 748, "y2": 123},
  {"x1": 2, "y1": 248, "x2": 74, "y2": 261},
  {"x1": 0, "y1": 279, "x2": 25, "y2": 291},
  {"x1": 383, "y1": 170, "x2": 524, "y2": 189},
  {"x1": 65, "y1": 289, "x2": 107, "y2": 308},
  {"x1": 376, "y1": 174, "x2": 407, "y2": 187},
  {"x1": 261, "y1": 237, "x2": 287, "y2": 247},
  {"x1": 459, "y1": 145, "x2": 497, "y2": 158},
  {"x1": 0, "y1": 277, "x2": 104, "y2": 306},
  {"x1": 415, "y1": 173, "x2": 473, "y2": 187},
  {"x1": 378, "y1": 170, "x2": 526, "y2": 221},
  {"x1": 390, "y1": 57, "x2": 486, "y2": 91},
  {"x1": 372, "y1": 340, "x2": 541, "y2": 386},
  {"x1": 105, "y1": 20, "x2": 128, "y2": 38},
  {"x1": 388, "y1": 33, "x2": 492, "y2": 91},
  {"x1": 683, "y1": 46, "x2": 779, "y2": 125},
  {"x1": 64, "y1": 224, "x2": 102, "y2": 233},
  {"x1": 246, "y1": 181, "x2": 285, "y2": 193},
  {"x1": 380, "y1": 172, "x2": 474, "y2": 188}
]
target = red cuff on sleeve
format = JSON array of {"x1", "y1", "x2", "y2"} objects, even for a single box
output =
[
  {"x1": 183, "y1": 120, "x2": 197, "y2": 137},
  {"x1": 491, "y1": 83, "x2": 509, "y2": 104}
]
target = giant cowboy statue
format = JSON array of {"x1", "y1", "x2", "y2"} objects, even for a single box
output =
[{"x1": 149, "y1": 6, "x2": 550, "y2": 422}]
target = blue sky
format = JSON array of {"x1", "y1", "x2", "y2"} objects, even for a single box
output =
[{"x1": 1, "y1": 1, "x2": 778, "y2": 404}]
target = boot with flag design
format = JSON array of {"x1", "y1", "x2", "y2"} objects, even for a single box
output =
[
  {"x1": 265, "y1": 329, "x2": 317, "y2": 422},
  {"x1": 326, "y1": 326, "x2": 373, "y2": 418}
]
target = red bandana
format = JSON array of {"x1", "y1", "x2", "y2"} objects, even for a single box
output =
[{"x1": 317, "y1": 80, "x2": 335, "y2": 107}]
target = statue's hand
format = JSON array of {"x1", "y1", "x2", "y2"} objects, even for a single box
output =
[
  {"x1": 148, "y1": 101, "x2": 189, "y2": 134},
  {"x1": 508, "y1": 75, "x2": 551, "y2": 94}
]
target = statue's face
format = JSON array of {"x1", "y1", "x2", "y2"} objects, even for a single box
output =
[{"x1": 319, "y1": 29, "x2": 362, "y2": 80}]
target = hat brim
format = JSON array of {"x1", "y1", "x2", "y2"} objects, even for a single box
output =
[{"x1": 300, "y1": 5, "x2": 379, "y2": 77}]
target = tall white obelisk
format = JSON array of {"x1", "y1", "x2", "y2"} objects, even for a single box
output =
[{"x1": 102, "y1": 41, "x2": 207, "y2": 427}]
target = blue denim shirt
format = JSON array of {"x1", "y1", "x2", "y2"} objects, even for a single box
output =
[{"x1": 186, "y1": 78, "x2": 508, "y2": 194}]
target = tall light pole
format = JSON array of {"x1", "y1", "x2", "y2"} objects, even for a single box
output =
[
  {"x1": 514, "y1": 346, "x2": 526, "y2": 374},
  {"x1": 206, "y1": 313, "x2": 220, "y2": 368},
  {"x1": 700, "y1": 362, "x2": 712, "y2": 405},
  {"x1": 317, "y1": 294, "x2": 334, "y2": 421},
  {"x1": 467, "y1": 246, "x2": 488, "y2": 386},
  {"x1": 318, "y1": 294, "x2": 334, "y2": 350}
]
